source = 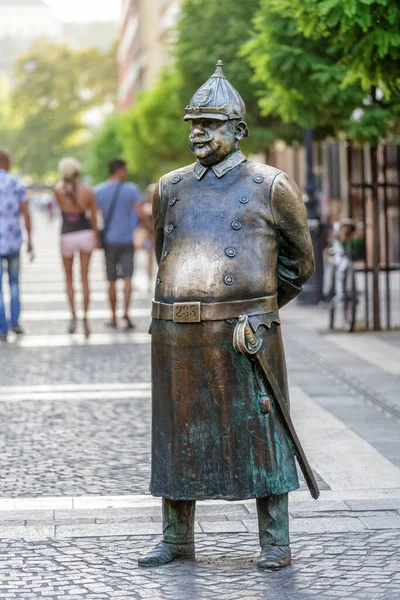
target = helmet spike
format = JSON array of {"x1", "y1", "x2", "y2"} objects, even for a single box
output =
[{"x1": 213, "y1": 60, "x2": 226, "y2": 79}]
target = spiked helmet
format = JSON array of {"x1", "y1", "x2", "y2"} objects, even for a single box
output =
[{"x1": 184, "y1": 60, "x2": 247, "y2": 132}]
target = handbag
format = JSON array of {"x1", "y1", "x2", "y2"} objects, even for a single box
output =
[{"x1": 100, "y1": 182, "x2": 123, "y2": 248}]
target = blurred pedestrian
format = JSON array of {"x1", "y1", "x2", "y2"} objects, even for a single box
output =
[
  {"x1": 134, "y1": 183, "x2": 155, "y2": 290},
  {"x1": 95, "y1": 158, "x2": 150, "y2": 330},
  {"x1": 330, "y1": 218, "x2": 357, "y2": 301},
  {"x1": 54, "y1": 157, "x2": 99, "y2": 338},
  {"x1": 0, "y1": 150, "x2": 33, "y2": 341}
]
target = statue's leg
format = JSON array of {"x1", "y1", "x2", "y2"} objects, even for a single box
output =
[
  {"x1": 256, "y1": 493, "x2": 291, "y2": 570},
  {"x1": 138, "y1": 499, "x2": 196, "y2": 567}
]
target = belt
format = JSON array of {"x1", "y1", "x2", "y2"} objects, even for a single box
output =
[{"x1": 151, "y1": 295, "x2": 278, "y2": 323}]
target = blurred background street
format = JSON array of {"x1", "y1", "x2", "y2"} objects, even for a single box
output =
[{"x1": 0, "y1": 0, "x2": 400, "y2": 599}]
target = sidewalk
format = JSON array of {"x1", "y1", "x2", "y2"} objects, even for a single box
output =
[{"x1": 0, "y1": 212, "x2": 399, "y2": 599}]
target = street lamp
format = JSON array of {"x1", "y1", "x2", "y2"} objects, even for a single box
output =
[{"x1": 297, "y1": 128, "x2": 325, "y2": 305}]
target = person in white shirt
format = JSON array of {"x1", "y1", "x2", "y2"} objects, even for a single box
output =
[{"x1": 0, "y1": 150, "x2": 32, "y2": 341}]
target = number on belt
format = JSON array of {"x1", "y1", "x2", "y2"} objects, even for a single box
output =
[{"x1": 173, "y1": 302, "x2": 201, "y2": 323}]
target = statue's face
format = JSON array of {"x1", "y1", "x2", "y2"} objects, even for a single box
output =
[{"x1": 188, "y1": 118, "x2": 237, "y2": 166}]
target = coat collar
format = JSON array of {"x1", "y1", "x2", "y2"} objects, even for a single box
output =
[{"x1": 194, "y1": 150, "x2": 246, "y2": 180}]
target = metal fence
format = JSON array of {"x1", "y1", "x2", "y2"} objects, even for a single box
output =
[{"x1": 346, "y1": 143, "x2": 400, "y2": 331}]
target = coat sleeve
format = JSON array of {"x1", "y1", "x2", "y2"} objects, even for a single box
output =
[
  {"x1": 153, "y1": 178, "x2": 164, "y2": 265},
  {"x1": 271, "y1": 172, "x2": 315, "y2": 308}
]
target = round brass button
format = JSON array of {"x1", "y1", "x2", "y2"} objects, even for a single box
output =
[
  {"x1": 161, "y1": 251, "x2": 169, "y2": 261},
  {"x1": 224, "y1": 275, "x2": 235, "y2": 286},
  {"x1": 166, "y1": 224, "x2": 174, "y2": 234},
  {"x1": 253, "y1": 175, "x2": 264, "y2": 184},
  {"x1": 240, "y1": 196, "x2": 249, "y2": 204},
  {"x1": 225, "y1": 248, "x2": 236, "y2": 258},
  {"x1": 231, "y1": 220, "x2": 242, "y2": 230},
  {"x1": 171, "y1": 175, "x2": 182, "y2": 184}
]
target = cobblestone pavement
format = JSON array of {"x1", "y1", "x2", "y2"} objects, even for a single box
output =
[
  {"x1": 0, "y1": 531, "x2": 399, "y2": 600},
  {"x1": 0, "y1": 398, "x2": 150, "y2": 497},
  {"x1": 0, "y1": 342, "x2": 150, "y2": 386},
  {"x1": 1, "y1": 213, "x2": 400, "y2": 598},
  {"x1": 0, "y1": 393, "x2": 327, "y2": 497}
]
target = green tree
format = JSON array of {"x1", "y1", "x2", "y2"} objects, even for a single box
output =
[
  {"x1": 272, "y1": 0, "x2": 400, "y2": 95},
  {"x1": 242, "y1": 1, "x2": 363, "y2": 132},
  {"x1": 245, "y1": 0, "x2": 400, "y2": 331},
  {"x1": 0, "y1": 76, "x2": 12, "y2": 149},
  {"x1": 176, "y1": 0, "x2": 302, "y2": 153},
  {"x1": 10, "y1": 40, "x2": 117, "y2": 177},
  {"x1": 88, "y1": 114, "x2": 123, "y2": 184},
  {"x1": 244, "y1": 0, "x2": 400, "y2": 144},
  {"x1": 119, "y1": 69, "x2": 191, "y2": 183}
]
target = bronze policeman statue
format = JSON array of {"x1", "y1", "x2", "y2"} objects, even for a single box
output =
[{"x1": 138, "y1": 61, "x2": 316, "y2": 571}]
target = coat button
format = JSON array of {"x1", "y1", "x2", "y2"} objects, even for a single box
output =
[
  {"x1": 225, "y1": 247, "x2": 236, "y2": 258},
  {"x1": 156, "y1": 277, "x2": 161, "y2": 287},
  {"x1": 169, "y1": 197, "x2": 179, "y2": 206},
  {"x1": 166, "y1": 224, "x2": 174, "y2": 234},
  {"x1": 231, "y1": 220, "x2": 242, "y2": 230},
  {"x1": 161, "y1": 251, "x2": 169, "y2": 261},
  {"x1": 224, "y1": 275, "x2": 235, "y2": 286},
  {"x1": 253, "y1": 175, "x2": 264, "y2": 184},
  {"x1": 240, "y1": 195, "x2": 249, "y2": 204},
  {"x1": 171, "y1": 175, "x2": 181, "y2": 184}
]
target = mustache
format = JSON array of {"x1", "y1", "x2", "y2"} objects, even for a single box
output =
[{"x1": 189, "y1": 135, "x2": 214, "y2": 144}]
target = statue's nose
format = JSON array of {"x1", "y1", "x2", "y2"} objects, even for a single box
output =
[{"x1": 192, "y1": 126, "x2": 204, "y2": 136}]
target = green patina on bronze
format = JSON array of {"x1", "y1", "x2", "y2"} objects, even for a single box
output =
[
  {"x1": 150, "y1": 317, "x2": 299, "y2": 500},
  {"x1": 138, "y1": 61, "x2": 315, "y2": 570}
]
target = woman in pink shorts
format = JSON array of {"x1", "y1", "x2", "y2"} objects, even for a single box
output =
[{"x1": 54, "y1": 158, "x2": 99, "y2": 337}]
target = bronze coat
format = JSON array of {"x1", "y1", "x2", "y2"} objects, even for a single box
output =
[{"x1": 150, "y1": 155, "x2": 314, "y2": 501}]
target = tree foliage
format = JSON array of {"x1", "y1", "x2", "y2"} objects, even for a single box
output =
[
  {"x1": 0, "y1": 76, "x2": 12, "y2": 149},
  {"x1": 272, "y1": 0, "x2": 400, "y2": 95},
  {"x1": 244, "y1": 0, "x2": 400, "y2": 143},
  {"x1": 119, "y1": 70, "x2": 191, "y2": 183},
  {"x1": 175, "y1": 0, "x2": 302, "y2": 151},
  {"x1": 10, "y1": 40, "x2": 117, "y2": 177},
  {"x1": 88, "y1": 114, "x2": 123, "y2": 184}
]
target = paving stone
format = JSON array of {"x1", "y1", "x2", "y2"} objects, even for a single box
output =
[
  {"x1": 291, "y1": 517, "x2": 366, "y2": 533},
  {"x1": 55, "y1": 507, "x2": 161, "y2": 521},
  {"x1": 0, "y1": 530, "x2": 392, "y2": 599},
  {"x1": 56, "y1": 522, "x2": 162, "y2": 539},
  {"x1": 360, "y1": 516, "x2": 400, "y2": 530},
  {"x1": 241, "y1": 519, "x2": 258, "y2": 534},
  {"x1": 227, "y1": 512, "x2": 257, "y2": 521},
  {"x1": 289, "y1": 501, "x2": 349, "y2": 513},
  {"x1": 38, "y1": 518, "x2": 96, "y2": 526},
  {"x1": 346, "y1": 499, "x2": 400, "y2": 511},
  {"x1": 196, "y1": 504, "x2": 250, "y2": 517},
  {"x1": 0, "y1": 510, "x2": 54, "y2": 522},
  {"x1": 199, "y1": 520, "x2": 248, "y2": 534},
  {"x1": 0, "y1": 525, "x2": 55, "y2": 540},
  {"x1": 195, "y1": 514, "x2": 229, "y2": 522}
]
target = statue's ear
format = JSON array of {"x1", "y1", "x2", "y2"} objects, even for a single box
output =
[{"x1": 235, "y1": 121, "x2": 249, "y2": 140}]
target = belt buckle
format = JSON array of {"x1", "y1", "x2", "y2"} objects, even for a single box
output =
[{"x1": 173, "y1": 302, "x2": 201, "y2": 323}]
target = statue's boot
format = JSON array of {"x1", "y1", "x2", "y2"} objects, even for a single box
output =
[
  {"x1": 257, "y1": 544, "x2": 291, "y2": 570},
  {"x1": 256, "y1": 494, "x2": 291, "y2": 570},
  {"x1": 138, "y1": 499, "x2": 195, "y2": 567}
]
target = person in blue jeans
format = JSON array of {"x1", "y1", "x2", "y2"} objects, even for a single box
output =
[{"x1": 0, "y1": 150, "x2": 33, "y2": 341}]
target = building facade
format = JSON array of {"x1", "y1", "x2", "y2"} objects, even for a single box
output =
[{"x1": 118, "y1": 0, "x2": 182, "y2": 111}]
